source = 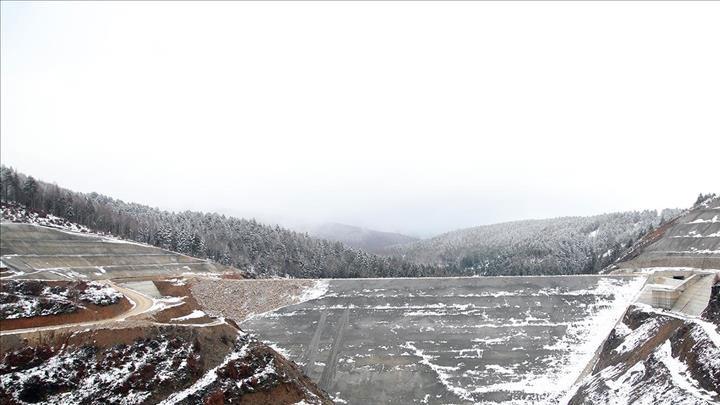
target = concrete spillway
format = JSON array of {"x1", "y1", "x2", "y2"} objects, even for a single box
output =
[{"x1": 241, "y1": 275, "x2": 646, "y2": 404}]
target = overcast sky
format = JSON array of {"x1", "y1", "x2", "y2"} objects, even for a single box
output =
[{"x1": 2, "y1": 2, "x2": 718, "y2": 237}]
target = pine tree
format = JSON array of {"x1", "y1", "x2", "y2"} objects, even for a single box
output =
[{"x1": 22, "y1": 177, "x2": 38, "y2": 208}]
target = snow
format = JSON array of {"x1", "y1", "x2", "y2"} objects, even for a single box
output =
[
  {"x1": 398, "y1": 278, "x2": 642, "y2": 404},
  {"x1": 148, "y1": 296, "x2": 186, "y2": 313},
  {"x1": 632, "y1": 266, "x2": 704, "y2": 274},
  {"x1": 654, "y1": 340, "x2": 718, "y2": 403},
  {"x1": 157, "y1": 339, "x2": 281, "y2": 404},
  {"x1": 544, "y1": 277, "x2": 645, "y2": 371},
  {"x1": 1, "y1": 280, "x2": 121, "y2": 319},
  {"x1": 267, "y1": 342, "x2": 292, "y2": 358},
  {"x1": 331, "y1": 393, "x2": 349, "y2": 404},
  {"x1": 684, "y1": 248, "x2": 720, "y2": 254},
  {"x1": 1, "y1": 204, "x2": 92, "y2": 233},
  {"x1": 0, "y1": 335, "x2": 196, "y2": 404},
  {"x1": 399, "y1": 341, "x2": 468, "y2": 401},
  {"x1": 165, "y1": 278, "x2": 187, "y2": 286},
  {"x1": 687, "y1": 215, "x2": 720, "y2": 224},
  {"x1": 693, "y1": 318, "x2": 720, "y2": 347},
  {"x1": 159, "y1": 342, "x2": 251, "y2": 405},
  {"x1": 79, "y1": 282, "x2": 123, "y2": 305},
  {"x1": 612, "y1": 317, "x2": 661, "y2": 355},
  {"x1": 633, "y1": 303, "x2": 720, "y2": 346},
  {"x1": 0, "y1": 293, "x2": 48, "y2": 319},
  {"x1": 170, "y1": 309, "x2": 206, "y2": 321},
  {"x1": 181, "y1": 271, "x2": 223, "y2": 280},
  {"x1": 601, "y1": 361, "x2": 647, "y2": 404},
  {"x1": 296, "y1": 280, "x2": 330, "y2": 303},
  {"x1": 613, "y1": 321, "x2": 633, "y2": 339},
  {"x1": 672, "y1": 230, "x2": 705, "y2": 238}
]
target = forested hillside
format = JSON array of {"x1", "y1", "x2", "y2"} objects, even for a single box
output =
[
  {"x1": 0, "y1": 167, "x2": 438, "y2": 278},
  {"x1": 1, "y1": 166, "x2": 681, "y2": 278},
  {"x1": 382, "y1": 210, "x2": 682, "y2": 276}
]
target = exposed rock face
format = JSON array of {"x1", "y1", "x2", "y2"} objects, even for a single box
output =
[
  {"x1": 0, "y1": 324, "x2": 333, "y2": 404},
  {"x1": 569, "y1": 305, "x2": 720, "y2": 404},
  {"x1": 702, "y1": 281, "x2": 720, "y2": 325}
]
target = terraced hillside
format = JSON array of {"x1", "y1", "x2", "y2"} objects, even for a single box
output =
[
  {"x1": 615, "y1": 196, "x2": 720, "y2": 269},
  {"x1": 1, "y1": 223, "x2": 236, "y2": 280}
]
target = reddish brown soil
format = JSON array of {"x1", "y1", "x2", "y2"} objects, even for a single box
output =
[
  {"x1": 151, "y1": 279, "x2": 214, "y2": 324},
  {"x1": 0, "y1": 323, "x2": 333, "y2": 404},
  {"x1": 0, "y1": 296, "x2": 132, "y2": 331},
  {"x1": 222, "y1": 273, "x2": 247, "y2": 280},
  {"x1": 571, "y1": 305, "x2": 720, "y2": 404}
]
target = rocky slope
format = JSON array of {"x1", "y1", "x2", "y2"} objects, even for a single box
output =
[
  {"x1": 568, "y1": 300, "x2": 720, "y2": 404},
  {"x1": 0, "y1": 322, "x2": 333, "y2": 404}
]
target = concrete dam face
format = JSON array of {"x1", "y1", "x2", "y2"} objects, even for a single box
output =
[{"x1": 241, "y1": 276, "x2": 646, "y2": 404}]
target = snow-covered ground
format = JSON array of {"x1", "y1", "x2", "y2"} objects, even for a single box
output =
[
  {"x1": 0, "y1": 280, "x2": 122, "y2": 320},
  {"x1": 1, "y1": 203, "x2": 92, "y2": 233},
  {"x1": 569, "y1": 304, "x2": 720, "y2": 404}
]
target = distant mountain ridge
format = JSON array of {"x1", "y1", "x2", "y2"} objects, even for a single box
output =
[
  {"x1": 0, "y1": 165, "x2": 693, "y2": 278},
  {"x1": 307, "y1": 222, "x2": 419, "y2": 253},
  {"x1": 381, "y1": 210, "x2": 683, "y2": 276}
]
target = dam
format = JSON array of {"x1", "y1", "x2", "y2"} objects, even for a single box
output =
[{"x1": 241, "y1": 275, "x2": 646, "y2": 404}]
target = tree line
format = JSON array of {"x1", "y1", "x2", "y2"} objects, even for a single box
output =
[
  {"x1": 2, "y1": 166, "x2": 685, "y2": 278},
  {"x1": 0, "y1": 166, "x2": 441, "y2": 278}
]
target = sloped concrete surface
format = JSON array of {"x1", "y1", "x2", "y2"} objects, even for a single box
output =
[
  {"x1": 242, "y1": 276, "x2": 645, "y2": 404},
  {"x1": 619, "y1": 198, "x2": 720, "y2": 269},
  {"x1": 0, "y1": 223, "x2": 228, "y2": 280}
]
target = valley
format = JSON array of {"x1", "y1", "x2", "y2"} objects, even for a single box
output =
[{"x1": 1, "y1": 191, "x2": 718, "y2": 404}]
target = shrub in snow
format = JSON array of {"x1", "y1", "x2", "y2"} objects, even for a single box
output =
[
  {"x1": 1, "y1": 201, "x2": 91, "y2": 234},
  {"x1": 78, "y1": 282, "x2": 122, "y2": 306},
  {"x1": 0, "y1": 281, "x2": 77, "y2": 320},
  {"x1": 0, "y1": 280, "x2": 123, "y2": 319}
]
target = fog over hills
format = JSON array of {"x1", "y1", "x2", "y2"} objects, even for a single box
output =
[
  {"x1": 0, "y1": 166, "x2": 695, "y2": 278},
  {"x1": 305, "y1": 222, "x2": 419, "y2": 253}
]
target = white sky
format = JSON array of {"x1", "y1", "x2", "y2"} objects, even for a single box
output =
[{"x1": 2, "y1": 1, "x2": 719, "y2": 237}]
